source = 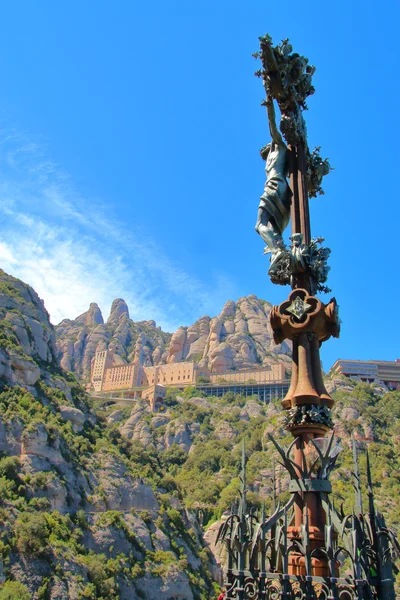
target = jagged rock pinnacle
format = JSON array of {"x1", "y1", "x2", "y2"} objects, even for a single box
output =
[
  {"x1": 76, "y1": 303, "x2": 104, "y2": 327},
  {"x1": 107, "y1": 298, "x2": 129, "y2": 324}
]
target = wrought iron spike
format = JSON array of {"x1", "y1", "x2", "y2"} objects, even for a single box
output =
[
  {"x1": 352, "y1": 436, "x2": 363, "y2": 517},
  {"x1": 272, "y1": 457, "x2": 277, "y2": 512}
]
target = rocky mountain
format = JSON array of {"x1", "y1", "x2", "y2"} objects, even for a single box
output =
[
  {"x1": 0, "y1": 269, "x2": 218, "y2": 599},
  {"x1": 56, "y1": 294, "x2": 291, "y2": 380},
  {"x1": 1, "y1": 268, "x2": 400, "y2": 597}
]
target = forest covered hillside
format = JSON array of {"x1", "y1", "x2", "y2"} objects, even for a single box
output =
[
  {"x1": 0, "y1": 270, "x2": 218, "y2": 599},
  {"x1": 0, "y1": 269, "x2": 399, "y2": 598}
]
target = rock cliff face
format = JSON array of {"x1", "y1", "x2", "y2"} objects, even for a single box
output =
[
  {"x1": 56, "y1": 294, "x2": 291, "y2": 379},
  {"x1": 0, "y1": 270, "x2": 58, "y2": 390},
  {"x1": 167, "y1": 295, "x2": 291, "y2": 372},
  {"x1": 0, "y1": 270, "x2": 216, "y2": 599},
  {"x1": 56, "y1": 300, "x2": 171, "y2": 379}
]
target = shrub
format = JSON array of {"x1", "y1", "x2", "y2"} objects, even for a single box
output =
[
  {"x1": 182, "y1": 386, "x2": 206, "y2": 400},
  {"x1": 0, "y1": 457, "x2": 20, "y2": 482},
  {"x1": 15, "y1": 512, "x2": 49, "y2": 554},
  {"x1": 0, "y1": 580, "x2": 30, "y2": 599},
  {"x1": 74, "y1": 509, "x2": 88, "y2": 529},
  {"x1": 138, "y1": 510, "x2": 152, "y2": 524},
  {"x1": 162, "y1": 444, "x2": 187, "y2": 467},
  {"x1": 80, "y1": 552, "x2": 118, "y2": 598},
  {"x1": 167, "y1": 508, "x2": 185, "y2": 534},
  {"x1": 28, "y1": 497, "x2": 51, "y2": 511}
]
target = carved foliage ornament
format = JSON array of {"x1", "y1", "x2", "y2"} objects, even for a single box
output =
[
  {"x1": 267, "y1": 235, "x2": 331, "y2": 294},
  {"x1": 254, "y1": 35, "x2": 332, "y2": 191},
  {"x1": 285, "y1": 404, "x2": 333, "y2": 429}
]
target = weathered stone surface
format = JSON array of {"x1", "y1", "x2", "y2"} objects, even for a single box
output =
[
  {"x1": 83, "y1": 523, "x2": 134, "y2": 558},
  {"x1": 214, "y1": 421, "x2": 237, "y2": 440},
  {"x1": 162, "y1": 419, "x2": 192, "y2": 451},
  {"x1": 107, "y1": 409, "x2": 125, "y2": 424},
  {"x1": 76, "y1": 302, "x2": 104, "y2": 327},
  {"x1": 107, "y1": 298, "x2": 129, "y2": 325},
  {"x1": 87, "y1": 452, "x2": 159, "y2": 512},
  {"x1": 9, "y1": 354, "x2": 40, "y2": 387},
  {"x1": 325, "y1": 377, "x2": 355, "y2": 394},
  {"x1": 59, "y1": 405, "x2": 86, "y2": 431},
  {"x1": 9, "y1": 558, "x2": 53, "y2": 598},
  {"x1": 0, "y1": 417, "x2": 24, "y2": 456},
  {"x1": 187, "y1": 295, "x2": 291, "y2": 372},
  {"x1": 119, "y1": 403, "x2": 153, "y2": 443},
  {"x1": 32, "y1": 473, "x2": 68, "y2": 512},
  {"x1": 151, "y1": 415, "x2": 169, "y2": 429},
  {"x1": 186, "y1": 396, "x2": 211, "y2": 410},
  {"x1": 340, "y1": 407, "x2": 360, "y2": 421},
  {"x1": 241, "y1": 400, "x2": 263, "y2": 419},
  {"x1": 0, "y1": 271, "x2": 58, "y2": 366},
  {"x1": 21, "y1": 423, "x2": 66, "y2": 469},
  {"x1": 56, "y1": 298, "x2": 171, "y2": 378},
  {"x1": 168, "y1": 326, "x2": 187, "y2": 363},
  {"x1": 135, "y1": 572, "x2": 194, "y2": 600},
  {"x1": 0, "y1": 270, "x2": 217, "y2": 599},
  {"x1": 56, "y1": 294, "x2": 292, "y2": 379},
  {"x1": 125, "y1": 513, "x2": 153, "y2": 551},
  {"x1": 204, "y1": 519, "x2": 225, "y2": 584}
]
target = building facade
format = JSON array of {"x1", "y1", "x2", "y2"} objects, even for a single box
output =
[
  {"x1": 90, "y1": 350, "x2": 287, "y2": 400},
  {"x1": 329, "y1": 358, "x2": 400, "y2": 390},
  {"x1": 90, "y1": 350, "x2": 211, "y2": 394},
  {"x1": 209, "y1": 364, "x2": 285, "y2": 384}
]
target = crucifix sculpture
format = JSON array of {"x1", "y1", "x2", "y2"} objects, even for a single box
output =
[
  {"x1": 217, "y1": 34, "x2": 398, "y2": 600},
  {"x1": 255, "y1": 32, "x2": 341, "y2": 582},
  {"x1": 255, "y1": 35, "x2": 331, "y2": 294}
]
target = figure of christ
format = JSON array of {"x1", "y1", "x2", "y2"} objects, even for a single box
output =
[{"x1": 255, "y1": 97, "x2": 292, "y2": 266}]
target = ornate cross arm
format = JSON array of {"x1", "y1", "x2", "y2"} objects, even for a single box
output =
[{"x1": 257, "y1": 35, "x2": 289, "y2": 107}]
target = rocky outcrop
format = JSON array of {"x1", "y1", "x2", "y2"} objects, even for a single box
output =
[
  {"x1": 56, "y1": 294, "x2": 291, "y2": 379},
  {"x1": 75, "y1": 302, "x2": 104, "y2": 327},
  {"x1": 153, "y1": 294, "x2": 292, "y2": 373},
  {"x1": 214, "y1": 421, "x2": 238, "y2": 440},
  {"x1": 0, "y1": 270, "x2": 218, "y2": 599},
  {"x1": 161, "y1": 419, "x2": 193, "y2": 452},
  {"x1": 59, "y1": 405, "x2": 86, "y2": 431},
  {"x1": 195, "y1": 295, "x2": 291, "y2": 372},
  {"x1": 107, "y1": 298, "x2": 129, "y2": 325},
  {"x1": 0, "y1": 350, "x2": 40, "y2": 390},
  {"x1": 56, "y1": 299, "x2": 171, "y2": 378},
  {"x1": 0, "y1": 270, "x2": 57, "y2": 365}
]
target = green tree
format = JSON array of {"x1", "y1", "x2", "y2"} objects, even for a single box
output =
[
  {"x1": 162, "y1": 444, "x2": 187, "y2": 467},
  {"x1": 0, "y1": 581, "x2": 31, "y2": 600},
  {"x1": 0, "y1": 457, "x2": 21, "y2": 482},
  {"x1": 15, "y1": 512, "x2": 49, "y2": 554}
]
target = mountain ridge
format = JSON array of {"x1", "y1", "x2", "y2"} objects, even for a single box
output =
[{"x1": 56, "y1": 294, "x2": 291, "y2": 380}]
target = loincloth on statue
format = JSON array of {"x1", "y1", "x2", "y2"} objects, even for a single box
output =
[{"x1": 259, "y1": 178, "x2": 291, "y2": 236}]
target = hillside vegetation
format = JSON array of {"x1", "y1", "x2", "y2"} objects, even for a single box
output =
[
  {"x1": 0, "y1": 270, "x2": 217, "y2": 599},
  {"x1": 0, "y1": 269, "x2": 399, "y2": 597}
]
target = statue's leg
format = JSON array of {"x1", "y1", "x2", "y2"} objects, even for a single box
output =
[{"x1": 255, "y1": 208, "x2": 283, "y2": 253}]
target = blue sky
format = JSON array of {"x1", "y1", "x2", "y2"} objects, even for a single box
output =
[{"x1": 0, "y1": 0, "x2": 398, "y2": 370}]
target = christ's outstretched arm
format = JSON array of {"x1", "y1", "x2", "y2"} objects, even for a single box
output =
[{"x1": 267, "y1": 97, "x2": 282, "y2": 145}]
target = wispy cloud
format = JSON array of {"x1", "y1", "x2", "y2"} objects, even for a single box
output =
[{"x1": 0, "y1": 130, "x2": 236, "y2": 329}]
